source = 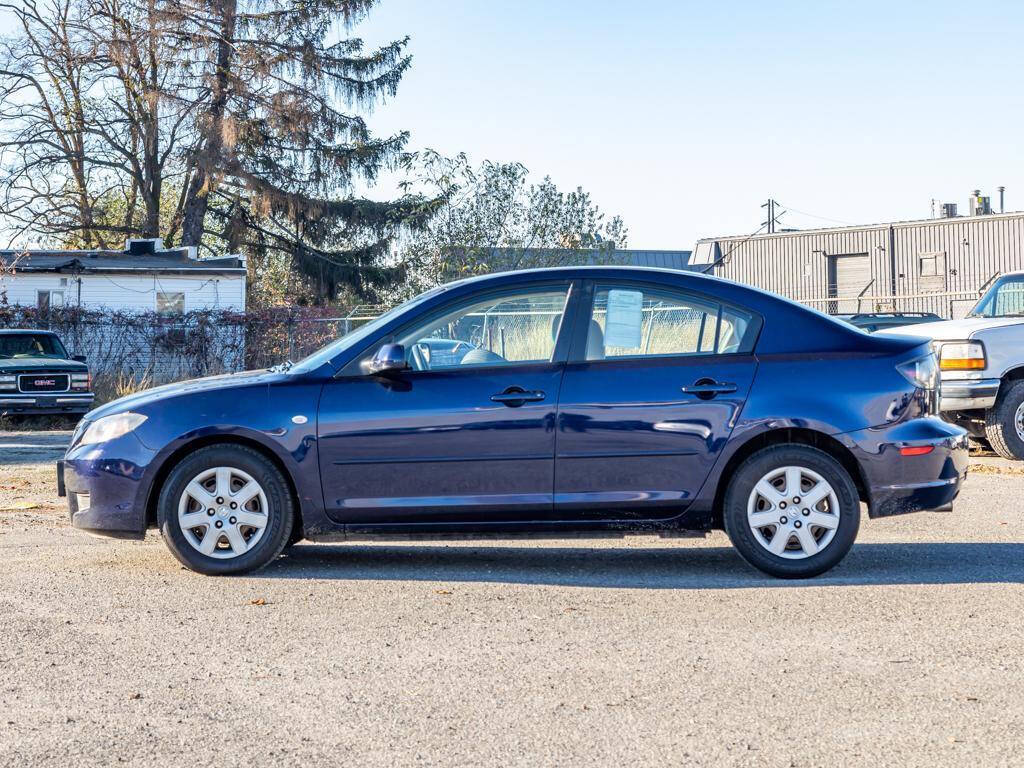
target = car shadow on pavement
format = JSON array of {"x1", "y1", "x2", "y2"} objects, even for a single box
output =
[{"x1": 260, "y1": 542, "x2": 1024, "y2": 589}]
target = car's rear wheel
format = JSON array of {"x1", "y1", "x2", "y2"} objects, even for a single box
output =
[
  {"x1": 157, "y1": 445, "x2": 294, "y2": 575},
  {"x1": 723, "y1": 445, "x2": 860, "y2": 578},
  {"x1": 984, "y1": 380, "x2": 1024, "y2": 460}
]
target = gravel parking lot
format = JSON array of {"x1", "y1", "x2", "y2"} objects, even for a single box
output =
[{"x1": 1, "y1": 431, "x2": 1022, "y2": 767}]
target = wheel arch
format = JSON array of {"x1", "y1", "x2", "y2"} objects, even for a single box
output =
[
  {"x1": 710, "y1": 427, "x2": 869, "y2": 527},
  {"x1": 998, "y1": 364, "x2": 1024, "y2": 389},
  {"x1": 144, "y1": 434, "x2": 304, "y2": 538}
]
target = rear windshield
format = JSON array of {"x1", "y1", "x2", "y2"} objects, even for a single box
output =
[{"x1": 0, "y1": 333, "x2": 68, "y2": 359}]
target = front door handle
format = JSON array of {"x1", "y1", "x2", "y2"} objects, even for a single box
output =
[
  {"x1": 681, "y1": 379, "x2": 737, "y2": 400},
  {"x1": 491, "y1": 387, "x2": 546, "y2": 407}
]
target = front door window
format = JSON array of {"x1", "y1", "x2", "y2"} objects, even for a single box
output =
[{"x1": 393, "y1": 287, "x2": 571, "y2": 371}]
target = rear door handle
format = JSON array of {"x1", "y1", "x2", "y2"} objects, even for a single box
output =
[
  {"x1": 681, "y1": 380, "x2": 737, "y2": 399},
  {"x1": 491, "y1": 387, "x2": 546, "y2": 407}
]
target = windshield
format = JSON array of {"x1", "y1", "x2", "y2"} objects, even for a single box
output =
[
  {"x1": 0, "y1": 333, "x2": 68, "y2": 359},
  {"x1": 287, "y1": 285, "x2": 449, "y2": 374},
  {"x1": 970, "y1": 275, "x2": 1024, "y2": 318}
]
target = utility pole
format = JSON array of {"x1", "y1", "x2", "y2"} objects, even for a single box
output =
[{"x1": 761, "y1": 199, "x2": 782, "y2": 234}]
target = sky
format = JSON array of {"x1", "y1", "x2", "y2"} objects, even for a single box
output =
[{"x1": 2, "y1": 0, "x2": 1023, "y2": 250}]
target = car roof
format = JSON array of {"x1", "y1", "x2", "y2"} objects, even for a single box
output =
[
  {"x1": 450, "y1": 264, "x2": 743, "y2": 292},
  {"x1": 0, "y1": 328, "x2": 58, "y2": 335}
]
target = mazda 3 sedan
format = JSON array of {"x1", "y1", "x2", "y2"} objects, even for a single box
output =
[{"x1": 58, "y1": 267, "x2": 968, "y2": 578}]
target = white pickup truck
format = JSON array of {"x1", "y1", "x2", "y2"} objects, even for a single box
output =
[{"x1": 879, "y1": 270, "x2": 1024, "y2": 459}]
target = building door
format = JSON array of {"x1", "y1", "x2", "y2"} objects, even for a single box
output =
[{"x1": 827, "y1": 254, "x2": 872, "y2": 313}]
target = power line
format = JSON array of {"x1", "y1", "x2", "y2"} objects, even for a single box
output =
[
  {"x1": 698, "y1": 220, "x2": 771, "y2": 274},
  {"x1": 699, "y1": 198, "x2": 786, "y2": 274},
  {"x1": 775, "y1": 202, "x2": 856, "y2": 227}
]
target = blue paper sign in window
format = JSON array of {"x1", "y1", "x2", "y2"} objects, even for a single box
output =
[{"x1": 603, "y1": 289, "x2": 644, "y2": 349}]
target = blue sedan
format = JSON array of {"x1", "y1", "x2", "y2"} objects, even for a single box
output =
[{"x1": 58, "y1": 267, "x2": 968, "y2": 578}]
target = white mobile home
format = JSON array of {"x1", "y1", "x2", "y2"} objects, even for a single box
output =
[
  {"x1": 0, "y1": 239, "x2": 246, "y2": 314},
  {"x1": 1, "y1": 240, "x2": 248, "y2": 382}
]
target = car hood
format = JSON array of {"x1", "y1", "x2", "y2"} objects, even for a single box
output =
[
  {"x1": 876, "y1": 316, "x2": 1024, "y2": 341},
  {"x1": 0, "y1": 357, "x2": 88, "y2": 371},
  {"x1": 85, "y1": 368, "x2": 289, "y2": 421}
]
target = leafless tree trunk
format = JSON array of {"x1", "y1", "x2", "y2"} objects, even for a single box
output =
[{"x1": 179, "y1": 0, "x2": 236, "y2": 247}]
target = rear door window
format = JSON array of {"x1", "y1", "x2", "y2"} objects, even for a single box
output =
[{"x1": 584, "y1": 285, "x2": 756, "y2": 360}]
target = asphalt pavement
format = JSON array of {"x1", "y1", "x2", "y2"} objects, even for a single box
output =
[{"x1": 1, "y1": 431, "x2": 1022, "y2": 767}]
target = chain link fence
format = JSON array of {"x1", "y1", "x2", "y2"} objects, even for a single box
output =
[{"x1": 0, "y1": 304, "x2": 384, "y2": 386}]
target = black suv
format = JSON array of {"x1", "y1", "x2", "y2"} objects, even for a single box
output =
[{"x1": 0, "y1": 330, "x2": 94, "y2": 416}]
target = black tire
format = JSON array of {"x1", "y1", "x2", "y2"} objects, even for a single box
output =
[
  {"x1": 722, "y1": 445, "x2": 861, "y2": 579},
  {"x1": 157, "y1": 445, "x2": 294, "y2": 575},
  {"x1": 984, "y1": 380, "x2": 1024, "y2": 460}
]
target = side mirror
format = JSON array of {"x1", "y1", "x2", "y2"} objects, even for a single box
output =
[
  {"x1": 360, "y1": 343, "x2": 408, "y2": 376},
  {"x1": 72, "y1": 354, "x2": 87, "y2": 363}
]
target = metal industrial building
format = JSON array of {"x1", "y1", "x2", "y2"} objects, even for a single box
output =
[{"x1": 691, "y1": 207, "x2": 1024, "y2": 318}]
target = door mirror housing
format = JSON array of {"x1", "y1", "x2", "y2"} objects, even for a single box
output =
[
  {"x1": 72, "y1": 354, "x2": 87, "y2": 363},
  {"x1": 361, "y1": 343, "x2": 409, "y2": 376}
]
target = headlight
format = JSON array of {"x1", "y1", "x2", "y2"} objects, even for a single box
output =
[
  {"x1": 938, "y1": 341, "x2": 986, "y2": 371},
  {"x1": 897, "y1": 353, "x2": 939, "y2": 390},
  {"x1": 79, "y1": 412, "x2": 148, "y2": 446},
  {"x1": 0, "y1": 374, "x2": 15, "y2": 391}
]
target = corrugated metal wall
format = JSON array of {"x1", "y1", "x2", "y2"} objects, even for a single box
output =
[
  {"x1": 890, "y1": 215, "x2": 1024, "y2": 316},
  {"x1": 697, "y1": 212, "x2": 1024, "y2": 318},
  {"x1": 703, "y1": 226, "x2": 890, "y2": 310}
]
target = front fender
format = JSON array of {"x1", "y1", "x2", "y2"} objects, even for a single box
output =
[{"x1": 131, "y1": 379, "x2": 328, "y2": 531}]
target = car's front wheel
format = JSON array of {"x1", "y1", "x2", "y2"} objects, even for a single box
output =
[
  {"x1": 157, "y1": 445, "x2": 294, "y2": 575},
  {"x1": 723, "y1": 445, "x2": 860, "y2": 578}
]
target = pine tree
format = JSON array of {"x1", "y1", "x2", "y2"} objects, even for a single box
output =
[{"x1": 161, "y1": 0, "x2": 435, "y2": 301}]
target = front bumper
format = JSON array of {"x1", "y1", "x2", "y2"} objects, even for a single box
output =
[
  {"x1": 0, "y1": 392, "x2": 94, "y2": 415},
  {"x1": 939, "y1": 377, "x2": 1000, "y2": 411},
  {"x1": 843, "y1": 417, "x2": 969, "y2": 519},
  {"x1": 59, "y1": 432, "x2": 156, "y2": 539}
]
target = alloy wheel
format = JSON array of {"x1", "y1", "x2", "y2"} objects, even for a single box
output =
[
  {"x1": 177, "y1": 467, "x2": 269, "y2": 559},
  {"x1": 1015, "y1": 401, "x2": 1024, "y2": 442},
  {"x1": 746, "y1": 465, "x2": 840, "y2": 559}
]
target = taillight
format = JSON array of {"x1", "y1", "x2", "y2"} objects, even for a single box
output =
[
  {"x1": 938, "y1": 341, "x2": 986, "y2": 371},
  {"x1": 896, "y1": 353, "x2": 939, "y2": 390}
]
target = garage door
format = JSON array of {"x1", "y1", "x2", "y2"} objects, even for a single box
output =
[{"x1": 830, "y1": 254, "x2": 872, "y2": 313}]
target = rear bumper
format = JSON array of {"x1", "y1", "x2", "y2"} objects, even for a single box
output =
[
  {"x1": 0, "y1": 393, "x2": 94, "y2": 415},
  {"x1": 843, "y1": 417, "x2": 969, "y2": 519},
  {"x1": 940, "y1": 377, "x2": 1000, "y2": 411}
]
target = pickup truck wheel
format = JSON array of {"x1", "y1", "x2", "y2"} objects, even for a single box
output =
[{"x1": 984, "y1": 380, "x2": 1024, "y2": 461}]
